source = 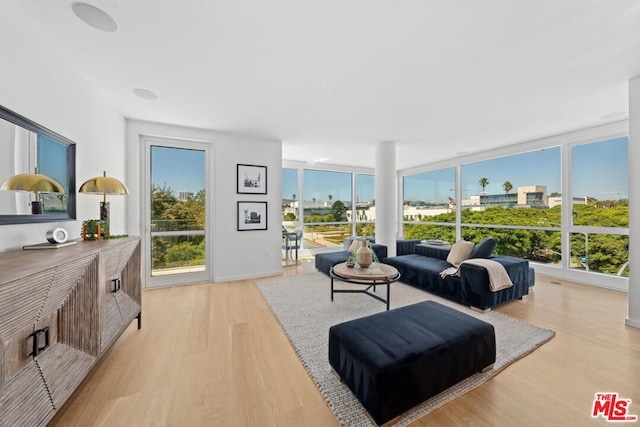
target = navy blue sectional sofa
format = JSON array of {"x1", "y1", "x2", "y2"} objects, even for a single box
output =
[
  {"x1": 316, "y1": 237, "x2": 534, "y2": 311},
  {"x1": 382, "y1": 240, "x2": 534, "y2": 311}
]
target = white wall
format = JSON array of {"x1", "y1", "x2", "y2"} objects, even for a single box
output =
[
  {"x1": 126, "y1": 120, "x2": 283, "y2": 285},
  {"x1": 0, "y1": 2, "x2": 125, "y2": 252}
]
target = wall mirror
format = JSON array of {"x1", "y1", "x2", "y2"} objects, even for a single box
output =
[{"x1": 0, "y1": 104, "x2": 76, "y2": 225}]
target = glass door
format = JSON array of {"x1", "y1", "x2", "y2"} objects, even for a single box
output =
[{"x1": 144, "y1": 138, "x2": 210, "y2": 287}]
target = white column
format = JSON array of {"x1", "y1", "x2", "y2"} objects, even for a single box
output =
[
  {"x1": 375, "y1": 141, "x2": 397, "y2": 257},
  {"x1": 627, "y1": 76, "x2": 640, "y2": 328}
]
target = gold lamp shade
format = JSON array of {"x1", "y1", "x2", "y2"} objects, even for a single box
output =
[
  {"x1": 79, "y1": 170, "x2": 129, "y2": 197},
  {"x1": 1, "y1": 171, "x2": 65, "y2": 193}
]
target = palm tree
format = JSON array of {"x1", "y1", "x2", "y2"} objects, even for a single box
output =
[
  {"x1": 503, "y1": 181, "x2": 513, "y2": 194},
  {"x1": 312, "y1": 197, "x2": 316, "y2": 207},
  {"x1": 328, "y1": 194, "x2": 333, "y2": 205},
  {"x1": 478, "y1": 177, "x2": 489, "y2": 194}
]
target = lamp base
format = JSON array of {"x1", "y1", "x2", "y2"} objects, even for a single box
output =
[
  {"x1": 100, "y1": 201, "x2": 109, "y2": 222},
  {"x1": 100, "y1": 202, "x2": 110, "y2": 237},
  {"x1": 31, "y1": 201, "x2": 43, "y2": 215}
]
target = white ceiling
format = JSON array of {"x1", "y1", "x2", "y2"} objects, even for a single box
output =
[{"x1": 13, "y1": 1, "x2": 640, "y2": 170}]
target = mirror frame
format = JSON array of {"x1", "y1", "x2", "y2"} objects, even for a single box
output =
[{"x1": 0, "y1": 105, "x2": 76, "y2": 225}]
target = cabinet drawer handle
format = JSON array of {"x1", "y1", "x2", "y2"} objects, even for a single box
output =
[
  {"x1": 112, "y1": 278, "x2": 122, "y2": 293},
  {"x1": 29, "y1": 327, "x2": 50, "y2": 358}
]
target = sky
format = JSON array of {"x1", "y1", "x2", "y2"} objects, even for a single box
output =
[
  {"x1": 151, "y1": 146, "x2": 205, "y2": 194},
  {"x1": 151, "y1": 137, "x2": 628, "y2": 203},
  {"x1": 402, "y1": 137, "x2": 628, "y2": 203}
]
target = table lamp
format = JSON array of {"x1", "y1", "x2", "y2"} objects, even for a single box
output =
[
  {"x1": 79, "y1": 171, "x2": 129, "y2": 228},
  {"x1": 0, "y1": 168, "x2": 65, "y2": 214}
]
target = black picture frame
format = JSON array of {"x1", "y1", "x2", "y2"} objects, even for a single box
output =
[
  {"x1": 237, "y1": 164, "x2": 267, "y2": 194},
  {"x1": 237, "y1": 201, "x2": 267, "y2": 231}
]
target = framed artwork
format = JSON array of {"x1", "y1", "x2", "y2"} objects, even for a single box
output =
[
  {"x1": 237, "y1": 164, "x2": 267, "y2": 194},
  {"x1": 237, "y1": 201, "x2": 267, "y2": 231}
]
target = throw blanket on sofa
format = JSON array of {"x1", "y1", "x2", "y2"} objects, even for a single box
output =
[{"x1": 440, "y1": 259, "x2": 513, "y2": 292}]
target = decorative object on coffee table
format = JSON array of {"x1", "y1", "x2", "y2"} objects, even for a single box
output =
[{"x1": 356, "y1": 239, "x2": 373, "y2": 268}]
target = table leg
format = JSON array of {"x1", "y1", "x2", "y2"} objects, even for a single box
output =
[
  {"x1": 331, "y1": 276, "x2": 334, "y2": 302},
  {"x1": 386, "y1": 280, "x2": 390, "y2": 311}
]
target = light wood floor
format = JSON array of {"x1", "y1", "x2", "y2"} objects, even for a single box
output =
[{"x1": 50, "y1": 260, "x2": 640, "y2": 427}]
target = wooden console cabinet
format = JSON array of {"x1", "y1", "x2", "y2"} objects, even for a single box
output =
[{"x1": 0, "y1": 237, "x2": 141, "y2": 426}]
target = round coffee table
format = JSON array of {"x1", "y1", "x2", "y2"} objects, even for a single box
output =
[{"x1": 329, "y1": 262, "x2": 400, "y2": 311}]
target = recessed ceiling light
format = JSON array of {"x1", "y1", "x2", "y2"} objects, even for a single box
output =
[
  {"x1": 71, "y1": 2, "x2": 118, "y2": 32},
  {"x1": 132, "y1": 88, "x2": 158, "y2": 100},
  {"x1": 601, "y1": 111, "x2": 626, "y2": 120}
]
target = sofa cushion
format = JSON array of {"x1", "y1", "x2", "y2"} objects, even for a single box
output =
[
  {"x1": 446, "y1": 240, "x2": 475, "y2": 266},
  {"x1": 470, "y1": 237, "x2": 497, "y2": 259},
  {"x1": 396, "y1": 239, "x2": 421, "y2": 256}
]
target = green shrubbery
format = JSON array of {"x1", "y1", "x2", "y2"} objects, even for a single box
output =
[
  {"x1": 151, "y1": 185, "x2": 205, "y2": 270},
  {"x1": 403, "y1": 204, "x2": 629, "y2": 276}
]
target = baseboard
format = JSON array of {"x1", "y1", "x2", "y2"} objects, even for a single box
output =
[
  {"x1": 625, "y1": 318, "x2": 640, "y2": 329},
  {"x1": 214, "y1": 269, "x2": 283, "y2": 283}
]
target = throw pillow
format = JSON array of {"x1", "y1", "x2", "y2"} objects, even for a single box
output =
[
  {"x1": 446, "y1": 239, "x2": 475, "y2": 267},
  {"x1": 470, "y1": 237, "x2": 497, "y2": 259}
]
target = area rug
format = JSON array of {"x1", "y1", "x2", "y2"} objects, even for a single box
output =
[{"x1": 255, "y1": 272, "x2": 555, "y2": 426}]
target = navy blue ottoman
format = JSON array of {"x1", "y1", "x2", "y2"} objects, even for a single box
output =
[{"x1": 328, "y1": 300, "x2": 496, "y2": 425}]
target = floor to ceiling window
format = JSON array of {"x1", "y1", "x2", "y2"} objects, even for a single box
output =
[
  {"x1": 281, "y1": 163, "x2": 375, "y2": 252},
  {"x1": 570, "y1": 136, "x2": 629, "y2": 276},
  {"x1": 399, "y1": 122, "x2": 629, "y2": 289}
]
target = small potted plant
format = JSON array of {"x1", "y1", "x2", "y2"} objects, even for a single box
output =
[{"x1": 82, "y1": 219, "x2": 109, "y2": 240}]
